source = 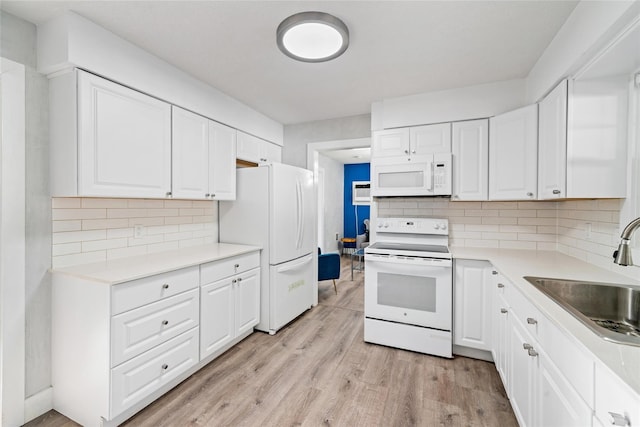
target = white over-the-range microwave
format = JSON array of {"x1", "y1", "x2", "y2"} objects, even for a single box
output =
[{"x1": 370, "y1": 152, "x2": 452, "y2": 197}]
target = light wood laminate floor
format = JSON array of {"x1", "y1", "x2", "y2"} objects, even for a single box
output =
[{"x1": 25, "y1": 256, "x2": 517, "y2": 427}]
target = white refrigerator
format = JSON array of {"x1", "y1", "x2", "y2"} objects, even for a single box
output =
[{"x1": 220, "y1": 163, "x2": 315, "y2": 334}]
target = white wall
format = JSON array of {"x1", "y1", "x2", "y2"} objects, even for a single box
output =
[
  {"x1": 317, "y1": 154, "x2": 343, "y2": 253},
  {"x1": 283, "y1": 114, "x2": 371, "y2": 168}
]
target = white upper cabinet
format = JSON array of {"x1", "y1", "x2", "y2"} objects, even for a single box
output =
[
  {"x1": 489, "y1": 105, "x2": 538, "y2": 200},
  {"x1": 236, "y1": 131, "x2": 281, "y2": 164},
  {"x1": 452, "y1": 119, "x2": 488, "y2": 201},
  {"x1": 410, "y1": 123, "x2": 452, "y2": 154},
  {"x1": 208, "y1": 121, "x2": 237, "y2": 200},
  {"x1": 538, "y1": 80, "x2": 568, "y2": 199},
  {"x1": 76, "y1": 70, "x2": 172, "y2": 198},
  {"x1": 172, "y1": 108, "x2": 237, "y2": 200},
  {"x1": 372, "y1": 128, "x2": 410, "y2": 157},
  {"x1": 172, "y1": 107, "x2": 209, "y2": 199}
]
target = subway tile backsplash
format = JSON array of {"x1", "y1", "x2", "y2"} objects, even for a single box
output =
[
  {"x1": 376, "y1": 197, "x2": 640, "y2": 280},
  {"x1": 52, "y1": 198, "x2": 217, "y2": 268}
]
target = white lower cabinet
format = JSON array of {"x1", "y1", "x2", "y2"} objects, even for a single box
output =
[
  {"x1": 52, "y1": 250, "x2": 261, "y2": 427},
  {"x1": 200, "y1": 252, "x2": 260, "y2": 360},
  {"x1": 508, "y1": 316, "x2": 537, "y2": 427},
  {"x1": 454, "y1": 259, "x2": 493, "y2": 350}
]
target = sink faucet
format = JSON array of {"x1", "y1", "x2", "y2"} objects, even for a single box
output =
[{"x1": 613, "y1": 217, "x2": 640, "y2": 266}]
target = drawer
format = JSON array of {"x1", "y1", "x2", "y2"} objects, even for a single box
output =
[
  {"x1": 110, "y1": 327, "x2": 199, "y2": 418},
  {"x1": 594, "y1": 362, "x2": 640, "y2": 427},
  {"x1": 112, "y1": 266, "x2": 198, "y2": 315},
  {"x1": 509, "y1": 284, "x2": 544, "y2": 339},
  {"x1": 111, "y1": 289, "x2": 199, "y2": 367},
  {"x1": 200, "y1": 251, "x2": 260, "y2": 285}
]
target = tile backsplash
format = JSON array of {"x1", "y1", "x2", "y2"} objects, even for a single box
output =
[
  {"x1": 375, "y1": 197, "x2": 640, "y2": 281},
  {"x1": 52, "y1": 198, "x2": 217, "y2": 268}
]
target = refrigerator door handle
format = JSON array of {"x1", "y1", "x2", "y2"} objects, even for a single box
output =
[
  {"x1": 276, "y1": 254, "x2": 313, "y2": 273},
  {"x1": 295, "y1": 181, "x2": 303, "y2": 250}
]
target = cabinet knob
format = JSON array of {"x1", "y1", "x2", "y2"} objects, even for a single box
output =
[
  {"x1": 492, "y1": 271, "x2": 498, "y2": 275},
  {"x1": 162, "y1": 364, "x2": 168, "y2": 370},
  {"x1": 237, "y1": 277, "x2": 242, "y2": 282},
  {"x1": 211, "y1": 194, "x2": 215, "y2": 198},
  {"x1": 527, "y1": 348, "x2": 538, "y2": 357},
  {"x1": 165, "y1": 191, "x2": 172, "y2": 197},
  {"x1": 497, "y1": 283, "x2": 504, "y2": 288},
  {"x1": 609, "y1": 412, "x2": 630, "y2": 426},
  {"x1": 526, "y1": 192, "x2": 534, "y2": 197},
  {"x1": 526, "y1": 317, "x2": 537, "y2": 325},
  {"x1": 553, "y1": 189, "x2": 561, "y2": 195},
  {"x1": 404, "y1": 149, "x2": 409, "y2": 154},
  {"x1": 412, "y1": 150, "x2": 416, "y2": 154},
  {"x1": 523, "y1": 343, "x2": 532, "y2": 350},
  {"x1": 162, "y1": 283, "x2": 169, "y2": 290},
  {"x1": 234, "y1": 263, "x2": 240, "y2": 269},
  {"x1": 205, "y1": 193, "x2": 210, "y2": 198},
  {"x1": 232, "y1": 279, "x2": 237, "y2": 284},
  {"x1": 162, "y1": 320, "x2": 169, "y2": 326},
  {"x1": 500, "y1": 308, "x2": 508, "y2": 314}
]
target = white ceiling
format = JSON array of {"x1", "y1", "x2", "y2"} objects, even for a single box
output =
[
  {"x1": 321, "y1": 147, "x2": 371, "y2": 164},
  {"x1": 2, "y1": 1, "x2": 578, "y2": 125}
]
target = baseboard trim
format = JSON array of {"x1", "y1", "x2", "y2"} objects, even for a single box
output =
[
  {"x1": 24, "y1": 386, "x2": 53, "y2": 423},
  {"x1": 453, "y1": 345, "x2": 494, "y2": 362}
]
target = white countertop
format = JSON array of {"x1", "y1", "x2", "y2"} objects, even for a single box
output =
[
  {"x1": 452, "y1": 247, "x2": 640, "y2": 397},
  {"x1": 50, "y1": 243, "x2": 261, "y2": 284}
]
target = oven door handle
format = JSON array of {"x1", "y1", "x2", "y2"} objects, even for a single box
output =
[{"x1": 365, "y1": 254, "x2": 452, "y2": 268}]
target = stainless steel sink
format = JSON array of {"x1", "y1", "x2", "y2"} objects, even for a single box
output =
[{"x1": 523, "y1": 276, "x2": 640, "y2": 346}]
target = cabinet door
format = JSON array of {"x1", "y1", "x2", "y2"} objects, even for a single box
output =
[
  {"x1": 410, "y1": 123, "x2": 451, "y2": 154},
  {"x1": 209, "y1": 121, "x2": 237, "y2": 200},
  {"x1": 538, "y1": 80, "x2": 567, "y2": 199},
  {"x1": 509, "y1": 317, "x2": 538, "y2": 427},
  {"x1": 495, "y1": 293, "x2": 509, "y2": 386},
  {"x1": 172, "y1": 107, "x2": 209, "y2": 199},
  {"x1": 262, "y1": 141, "x2": 282, "y2": 164},
  {"x1": 489, "y1": 104, "x2": 538, "y2": 200},
  {"x1": 200, "y1": 279, "x2": 234, "y2": 360},
  {"x1": 236, "y1": 131, "x2": 262, "y2": 163},
  {"x1": 77, "y1": 71, "x2": 171, "y2": 198},
  {"x1": 452, "y1": 119, "x2": 488, "y2": 200},
  {"x1": 454, "y1": 259, "x2": 492, "y2": 350},
  {"x1": 235, "y1": 268, "x2": 260, "y2": 336},
  {"x1": 372, "y1": 128, "x2": 410, "y2": 157},
  {"x1": 537, "y1": 350, "x2": 592, "y2": 427}
]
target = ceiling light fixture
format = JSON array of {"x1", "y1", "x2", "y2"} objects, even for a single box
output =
[{"x1": 277, "y1": 11, "x2": 349, "y2": 63}]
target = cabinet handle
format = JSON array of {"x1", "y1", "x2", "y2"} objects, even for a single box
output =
[
  {"x1": 162, "y1": 283, "x2": 169, "y2": 290},
  {"x1": 165, "y1": 191, "x2": 172, "y2": 197},
  {"x1": 234, "y1": 264, "x2": 240, "y2": 268},
  {"x1": 609, "y1": 412, "x2": 630, "y2": 426},
  {"x1": 412, "y1": 150, "x2": 416, "y2": 154},
  {"x1": 523, "y1": 343, "x2": 532, "y2": 350},
  {"x1": 162, "y1": 364, "x2": 168, "y2": 370},
  {"x1": 527, "y1": 317, "x2": 537, "y2": 325},
  {"x1": 527, "y1": 348, "x2": 538, "y2": 357},
  {"x1": 404, "y1": 149, "x2": 409, "y2": 154},
  {"x1": 237, "y1": 277, "x2": 242, "y2": 282},
  {"x1": 500, "y1": 308, "x2": 508, "y2": 314},
  {"x1": 232, "y1": 279, "x2": 237, "y2": 284},
  {"x1": 162, "y1": 320, "x2": 169, "y2": 326},
  {"x1": 211, "y1": 194, "x2": 215, "y2": 198},
  {"x1": 553, "y1": 189, "x2": 561, "y2": 195},
  {"x1": 205, "y1": 193, "x2": 210, "y2": 198},
  {"x1": 526, "y1": 192, "x2": 534, "y2": 197},
  {"x1": 497, "y1": 283, "x2": 504, "y2": 288},
  {"x1": 492, "y1": 271, "x2": 498, "y2": 275}
]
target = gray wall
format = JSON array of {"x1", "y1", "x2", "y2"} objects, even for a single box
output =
[
  {"x1": 318, "y1": 154, "x2": 343, "y2": 253},
  {"x1": 282, "y1": 114, "x2": 371, "y2": 168},
  {"x1": 2, "y1": 11, "x2": 52, "y2": 398}
]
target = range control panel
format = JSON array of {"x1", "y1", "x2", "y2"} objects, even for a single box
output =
[{"x1": 375, "y1": 217, "x2": 449, "y2": 235}]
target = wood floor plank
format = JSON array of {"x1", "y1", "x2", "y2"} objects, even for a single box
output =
[{"x1": 25, "y1": 256, "x2": 517, "y2": 427}]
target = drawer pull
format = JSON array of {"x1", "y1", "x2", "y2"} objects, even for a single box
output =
[
  {"x1": 162, "y1": 320, "x2": 169, "y2": 326},
  {"x1": 237, "y1": 277, "x2": 242, "y2": 283},
  {"x1": 527, "y1": 348, "x2": 538, "y2": 357},
  {"x1": 232, "y1": 279, "x2": 237, "y2": 284},
  {"x1": 527, "y1": 317, "x2": 537, "y2": 325},
  {"x1": 492, "y1": 271, "x2": 498, "y2": 275},
  {"x1": 500, "y1": 308, "x2": 508, "y2": 314},
  {"x1": 523, "y1": 343, "x2": 532, "y2": 350},
  {"x1": 162, "y1": 283, "x2": 169, "y2": 290},
  {"x1": 497, "y1": 283, "x2": 504, "y2": 288},
  {"x1": 609, "y1": 412, "x2": 630, "y2": 426},
  {"x1": 162, "y1": 364, "x2": 168, "y2": 370},
  {"x1": 234, "y1": 264, "x2": 240, "y2": 268}
]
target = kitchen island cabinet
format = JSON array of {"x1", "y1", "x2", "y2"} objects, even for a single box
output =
[{"x1": 51, "y1": 244, "x2": 260, "y2": 427}]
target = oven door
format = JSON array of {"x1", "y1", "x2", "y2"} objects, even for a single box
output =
[
  {"x1": 370, "y1": 155, "x2": 434, "y2": 197},
  {"x1": 364, "y1": 254, "x2": 452, "y2": 330}
]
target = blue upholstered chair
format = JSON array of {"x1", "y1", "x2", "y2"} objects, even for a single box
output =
[{"x1": 318, "y1": 248, "x2": 340, "y2": 294}]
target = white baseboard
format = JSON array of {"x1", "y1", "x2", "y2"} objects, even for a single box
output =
[
  {"x1": 24, "y1": 386, "x2": 53, "y2": 423},
  {"x1": 453, "y1": 345, "x2": 494, "y2": 362}
]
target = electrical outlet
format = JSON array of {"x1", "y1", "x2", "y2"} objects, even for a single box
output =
[{"x1": 134, "y1": 224, "x2": 144, "y2": 238}]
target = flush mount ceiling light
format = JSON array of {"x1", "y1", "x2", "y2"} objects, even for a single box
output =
[{"x1": 277, "y1": 11, "x2": 349, "y2": 63}]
